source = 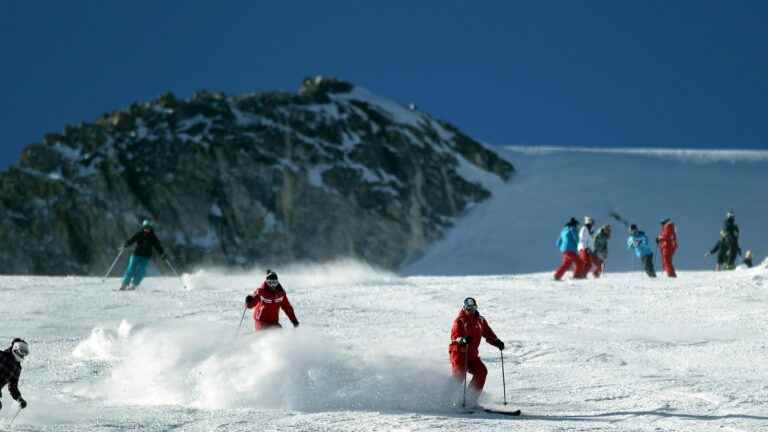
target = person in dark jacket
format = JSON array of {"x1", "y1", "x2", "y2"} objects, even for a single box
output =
[
  {"x1": 707, "y1": 238, "x2": 728, "y2": 271},
  {"x1": 592, "y1": 225, "x2": 611, "y2": 277},
  {"x1": 120, "y1": 220, "x2": 166, "y2": 290},
  {"x1": 721, "y1": 211, "x2": 741, "y2": 270},
  {"x1": 0, "y1": 338, "x2": 29, "y2": 412}
]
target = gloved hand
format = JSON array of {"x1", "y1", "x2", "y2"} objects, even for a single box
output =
[
  {"x1": 18, "y1": 397, "x2": 27, "y2": 409},
  {"x1": 655, "y1": 237, "x2": 660, "y2": 244},
  {"x1": 491, "y1": 339, "x2": 505, "y2": 351},
  {"x1": 245, "y1": 295, "x2": 254, "y2": 307},
  {"x1": 456, "y1": 336, "x2": 471, "y2": 345},
  {"x1": 292, "y1": 320, "x2": 300, "y2": 328}
]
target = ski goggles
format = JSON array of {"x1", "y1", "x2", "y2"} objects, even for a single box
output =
[{"x1": 266, "y1": 279, "x2": 279, "y2": 288}]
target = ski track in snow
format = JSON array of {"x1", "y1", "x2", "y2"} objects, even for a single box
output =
[{"x1": 1, "y1": 261, "x2": 768, "y2": 431}]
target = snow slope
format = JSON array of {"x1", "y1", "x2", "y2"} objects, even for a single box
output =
[
  {"x1": 406, "y1": 146, "x2": 768, "y2": 275},
  {"x1": 2, "y1": 260, "x2": 768, "y2": 431}
]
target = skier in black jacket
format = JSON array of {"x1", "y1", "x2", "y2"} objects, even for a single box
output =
[
  {"x1": 721, "y1": 211, "x2": 741, "y2": 269},
  {"x1": 0, "y1": 339, "x2": 29, "y2": 412},
  {"x1": 120, "y1": 220, "x2": 166, "y2": 290},
  {"x1": 706, "y1": 239, "x2": 728, "y2": 271}
]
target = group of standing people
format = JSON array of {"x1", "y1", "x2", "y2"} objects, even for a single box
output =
[
  {"x1": 554, "y1": 211, "x2": 755, "y2": 279},
  {"x1": 706, "y1": 211, "x2": 749, "y2": 271},
  {"x1": 554, "y1": 215, "x2": 678, "y2": 280},
  {"x1": 625, "y1": 220, "x2": 678, "y2": 278},
  {"x1": 554, "y1": 216, "x2": 613, "y2": 280}
]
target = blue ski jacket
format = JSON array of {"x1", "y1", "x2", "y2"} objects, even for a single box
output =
[
  {"x1": 557, "y1": 226, "x2": 579, "y2": 253},
  {"x1": 627, "y1": 231, "x2": 653, "y2": 258}
]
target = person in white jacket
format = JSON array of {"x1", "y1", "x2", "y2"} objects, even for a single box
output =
[{"x1": 577, "y1": 216, "x2": 595, "y2": 278}]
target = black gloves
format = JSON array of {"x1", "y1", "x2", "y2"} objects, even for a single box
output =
[
  {"x1": 18, "y1": 397, "x2": 27, "y2": 409},
  {"x1": 292, "y1": 320, "x2": 300, "y2": 328},
  {"x1": 245, "y1": 295, "x2": 254, "y2": 307},
  {"x1": 491, "y1": 339, "x2": 505, "y2": 351}
]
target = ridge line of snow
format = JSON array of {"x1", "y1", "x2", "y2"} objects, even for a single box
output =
[{"x1": 504, "y1": 145, "x2": 768, "y2": 162}]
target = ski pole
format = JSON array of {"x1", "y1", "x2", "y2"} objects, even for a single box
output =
[
  {"x1": 462, "y1": 348, "x2": 469, "y2": 408},
  {"x1": 500, "y1": 349, "x2": 507, "y2": 406},
  {"x1": 235, "y1": 305, "x2": 247, "y2": 339},
  {"x1": 8, "y1": 405, "x2": 22, "y2": 428},
  {"x1": 102, "y1": 247, "x2": 125, "y2": 281},
  {"x1": 163, "y1": 257, "x2": 189, "y2": 290}
]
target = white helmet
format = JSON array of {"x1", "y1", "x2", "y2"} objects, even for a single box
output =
[{"x1": 11, "y1": 339, "x2": 29, "y2": 363}]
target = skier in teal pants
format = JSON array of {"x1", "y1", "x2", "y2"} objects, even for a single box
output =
[{"x1": 120, "y1": 220, "x2": 166, "y2": 290}]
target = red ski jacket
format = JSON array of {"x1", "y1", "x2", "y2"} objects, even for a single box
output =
[
  {"x1": 658, "y1": 222, "x2": 678, "y2": 253},
  {"x1": 448, "y1": 309, "x2": 500, "y2": 358},
  {"x1": 246, "y1": 282, "x2": 299, "y2": 326}
]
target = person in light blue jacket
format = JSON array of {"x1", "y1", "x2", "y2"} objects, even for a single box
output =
[
  {"x1": 554, "y1": 217, "x2": 585, "y2": 280},
  {"x1": 627, "y1": 224, "x2": 656, "y2": 278}
]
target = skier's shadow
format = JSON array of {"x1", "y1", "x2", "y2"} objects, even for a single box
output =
[{"x1": 518, "y1": 407, "x2": 768, "y2": 423}]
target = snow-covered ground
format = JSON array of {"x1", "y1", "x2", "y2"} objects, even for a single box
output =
[
  {"x1": 406, "y1": 146, "x2": 768, "y2": 275},
  {"x1": 2, "y1": 260, "x2": 768, "y2": 431}
]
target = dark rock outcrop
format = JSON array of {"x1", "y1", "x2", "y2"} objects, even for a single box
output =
[{"x1": 0, "y1": 77, "x2": 514, "y2": 275}]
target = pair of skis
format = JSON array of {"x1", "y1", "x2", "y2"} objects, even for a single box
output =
[{"x1": 463, "y1": 406, "x2": 522, "y2": 416}]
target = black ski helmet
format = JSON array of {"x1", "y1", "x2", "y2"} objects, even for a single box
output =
[
  {"x1": 10, "y1": 338, "x2": 29, "y2": 363},
  {"x1": 463, "y1": 297, "x2": 478, "y2": 311},
  {"x1": 266, "y1": 270, "x2": 278, "y2": 281},
  {"x1": 629, "y1": 224, "x2": 638, "y2": 233}
]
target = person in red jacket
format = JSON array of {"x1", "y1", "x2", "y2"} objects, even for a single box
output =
[
  {"x1": 245, "y1": 270, "x2": 300, "y2": 331},
  {"x1": 449, "y1": 297, "x2": 504, "y2": 407},
  {"x1": 656, "y1": 218, "x2": 678, "y2": 277}
]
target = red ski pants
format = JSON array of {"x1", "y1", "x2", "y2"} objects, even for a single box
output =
[
  {"x1": 554, "y1": 251, "x2": 584, "y2": 280},
  {"x1": 450, "y1": 350, "x2": 488, "y2": 393},
  {"x1": 578, "y1": 249, "x2": 592, "y2": 278},
  {"x1": 661, "y1": 249, "x2": 676, "y2": 277},
  {"x1": 254, "y1": 321, "x2": 283, "y2": 332}
]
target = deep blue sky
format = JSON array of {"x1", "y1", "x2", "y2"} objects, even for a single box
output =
[{"x1": 2, "y1": 1, "x2": 767, "y2": 168}]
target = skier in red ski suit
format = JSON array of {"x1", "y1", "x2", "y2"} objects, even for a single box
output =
[
  {"x1": 245, "y1": 270, "x2": 299, "y2": 331},
  {"x1": 449, "y1": 298, "x2": 505, "y2": 407},
  {"x1": 656, "y1": 219, "x2": 678, "y2": 277}
]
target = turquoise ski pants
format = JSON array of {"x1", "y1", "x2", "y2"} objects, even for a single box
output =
[{"x1": 122, "y1": 255, "x2": 150, "y2": 286}]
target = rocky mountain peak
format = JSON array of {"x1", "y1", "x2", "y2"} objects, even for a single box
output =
[{"x1": 0, "y1": 78, "x2": 514, "y2": 275}]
